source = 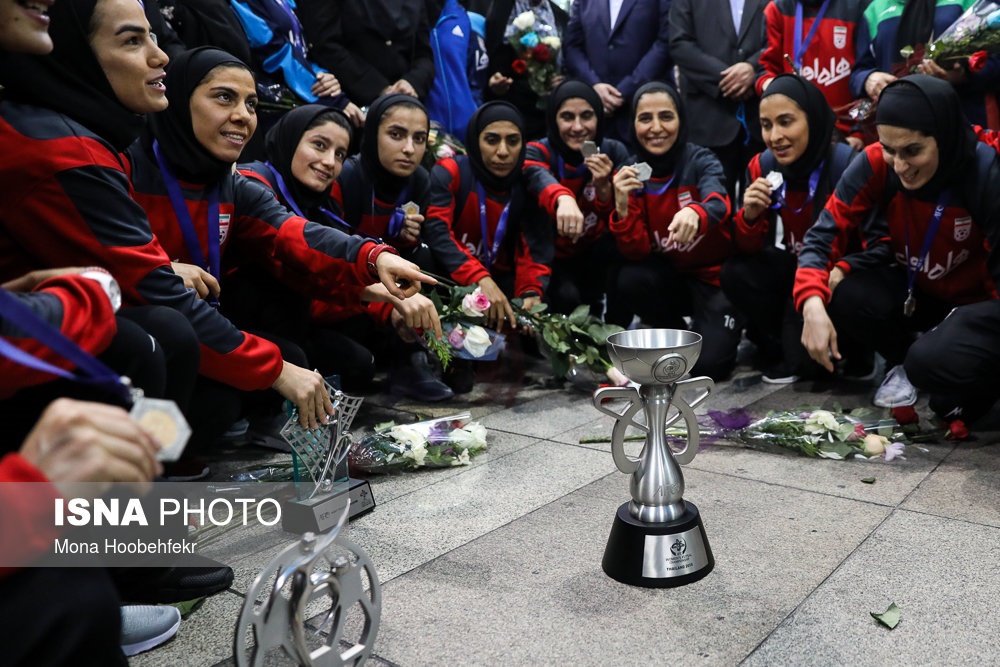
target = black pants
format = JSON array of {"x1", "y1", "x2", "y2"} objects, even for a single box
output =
[
  {"x1": 0, "y1": 567, "x2": 126, "y2": 666},
  {"x1": 607, "y1": 257, "x2": 742, "y2": 381},
  {"x1": 905, "y1": 299, "x2": 1000, "y2": 423},
  {"x1": 709, "y1": 135, "x2": 765, "y2": 204},
  {"x1": 547, "y1": 235, "x2": 619, "y2": 318},
  {"x1": 720, "y1": 247, "x2": 809, "y2": 372}
]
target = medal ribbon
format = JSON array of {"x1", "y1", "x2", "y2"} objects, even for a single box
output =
[
  {"x1": 154, "y1": 141, "x2": 221, "y2": 303},
  {"x1": 0, "y1": 288, "x2": 131, "y2": 404},
  {"x1": 477, "y1": 184, "x2": 511, "y2": 269},
  {"x1": 643, "y1": 173, "x2": 676, "y2": 196},
  {"x1": 263, "y1": 162, "x2": 368, "y2": 237},
  {"x1": 769, "y1": 161, "x2": 824, "y2": 213},
  {"x1": 793, "y1": 0, "x2": 831, "y2": 71},
  {"x1": 904, "y1": 191, "x2": 950, "y2": 298},
  {"x1": 372, "y1": 186, "x2": 411, "y2": 240},
  {"x1": 557, "y1": 155, "x2": 590, "y2": 182}
]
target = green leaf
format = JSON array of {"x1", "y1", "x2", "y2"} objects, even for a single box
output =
[
  {"x1": 530, "y1": 302, "x2": 548, "y2": 314},
  {"x1": 871, "y1": 602, "x2": 901, "y2": 629},
  {"x1": 587, "y1": 322, "x2": 623, "y2": 344},
  {"x1": 568, "y1": 304, "x2": 591, "y2": 324},
  {"x1": 820, "y1": 442, "x2": 854, "y2": 459},
  {"x1": 171, "y1": 597, "x2": 206, "y2": 619},
  {"x1": 542, "y1": 327, "x2": 561, "y2": 349},
  {"x1": 861, "y1": 477, "x2": 876, "y2": 484}
]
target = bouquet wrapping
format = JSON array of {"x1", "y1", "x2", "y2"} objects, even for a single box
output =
[
  {"x1": 925, "y1": 0, "x2": 1000, "y2": 68},
  {"x1": 348, "y1": 414, "x2": 489, "y2": 474},
  {"x1": 424, "y1": 285, "x2": 505, "y2": 369},
  {"x1": 505, "y1": 9, "x2": 562, "y2": 100}
]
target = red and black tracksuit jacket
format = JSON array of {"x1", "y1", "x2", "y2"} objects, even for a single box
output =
[
  {"x1": 756, "y1": 0, "x2": 867, "y2": 139},
  {"x1": 0, "y1": 101, "x2": 287, "y2": 392},
  {"x1": 608, "y1": 143, "x2": 733, "y2": 286},
  {"x1": 238, "y1": 161, "x2": 391, "y2": 327},
  {"x1": 794, "y1": 141, "x2": 1000, "y2": 310},
  {"x1": 424, "y1": 156, "x2": 552, "y2": 297},
  {"x1": 523, "y1": 138, "x2": 630, "y2": 260}
]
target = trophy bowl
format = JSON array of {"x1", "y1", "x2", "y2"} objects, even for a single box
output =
[{"x1": 606, "y1": 329, "x2": 703, "y2": 385}]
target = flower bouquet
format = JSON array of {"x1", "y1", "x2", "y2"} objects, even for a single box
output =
[
  {"x1": 423, "y1": 284, "x2": 505, "y2": 370},
  {"x1": 505, "y1": 9, "x2": 562, "y2": 101},
  {"x1": 709, "y1": 407, "x2": 908, "y2": 461},
  {"x1": 923, "y1": 0, "x2": 1000, "y2": 69},
  {"x1": 348, "y1": 413, "x2": 489, "y2": 474},
  {"x1": 421, "y1": 121, "x2": 466, "y2": 171},
  {"x1": 515, "y1": 301, "x2": 629, "y2": 388}
]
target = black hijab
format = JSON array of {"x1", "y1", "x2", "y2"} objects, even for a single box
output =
[
  {"x1": 146, "y1": 47, "x2": 251, "y2": 184},
  {"x1": 630, "y1": 82, "x2": 687, "y2": 178},
  {"x1": 876, "y1": 74, "x2": 978, "y2": 199},
  {"x1": 546, "y1": 79, "x2": 605, "y2": 163},
  {"x1": 465, "y1": 100, "x2": 527, "y2": 191},
  {"x1": 265, "y1": 104, "x2": 351, "y2": 217},
  {"x1": 0, "y1": 0, "x2": 146, "y2": 150},
  {"x1": 760, "y1": 73, "x2": 835, "y2": 178},
  {"x1": 360, "y1": 93, "x2": 430, "y2": 201},
  {"x1": 895, "y1": 0, "x2": 938, "y2": 59}
]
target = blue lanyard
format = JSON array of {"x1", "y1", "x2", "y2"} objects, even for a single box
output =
[
  {"x1": 263, "y1": 163, "x2": 380, "y2": 241},
  {"x1": 643, "y1": 173, "x2": 676, "y2": 196},
  {"x1": 371, "y1": 187, "x2": 410, "y2": 240},
  {"x1": 904, "y1": 191, "x2": 950, "y2": 295},
  {"x1": 736, "y1": 102, "x2": 751, "y2": 146},
  {"x1": 153, "y1": 141, "x2": 221, "y2": 284},
  {"x1": 769, "y1": 162, "x2": 824, "y2": 214},
  {"x1": 477, "y1": 183, "x2": 511, "y2": 269},
  {"x1": 557, "y1": 155, "x2": 589, "y2": 181},
  {"x1": 0, "y1": 288, "x2": 131, "y2": 404},
  {"x1": 793, "y1": 0, "x2": 831, "y2": 71}
]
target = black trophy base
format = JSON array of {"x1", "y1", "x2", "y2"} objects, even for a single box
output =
[
  {"x1": 282, "y1": 478, "x2": 376, "y2": 534},
  {"x1": 602, "y1": 500, "x2": 714, "y2": 588}
]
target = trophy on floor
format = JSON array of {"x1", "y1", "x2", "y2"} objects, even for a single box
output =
[
  {"x1": 592, "y1": 329, "x2": 715, "y2": 587},
  {"x1": 281, "y1": 385, "x2": 376, "y2": 534},
  {"x1": 236, "y1": 500, "x2": 381, "y2": 666}
]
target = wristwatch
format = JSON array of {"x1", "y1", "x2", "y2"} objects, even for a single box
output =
[{"x1": 79, "y1": 267, "x2": 122, "y2": 313}]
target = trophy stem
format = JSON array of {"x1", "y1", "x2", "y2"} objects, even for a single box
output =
[{"x1": 628, "y1": 384, "x2": 686, "y2": 523}]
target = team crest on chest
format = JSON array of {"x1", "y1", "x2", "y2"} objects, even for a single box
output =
[
  {"x1": 677, "y1": 189, "x2": 693, "y2": 208},
  {"x1": 954, "y1": 216, "x2": 972, "y2": 242},
  {"x1": 219, "y1": 214, "x2": 231, "y2": 243},
  {"x1": 583, "y1": 183, "x2": 596, "y2": 201},
  {"x1": 833, "y1": 26, "x2": 847, "y2": 50}
]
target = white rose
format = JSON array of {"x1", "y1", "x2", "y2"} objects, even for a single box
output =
[
  {"x1": 513, "y1": 10, "x2": 536, "y2": 30},
  {"x1": 862, "y1": 434, "x2": 887, "y2": 456},
  {"x1": 541, "y1": 36, "x2": 561, "y2": 49},
  {"x1": 451, "y1": 448, "x2": 472, "y2": 466},
  {"x1": 402, "y1": 443, "x2": 427, "y2": 467},
  {"x1": 451, "y1": 422, "x2": 488, "y2": 450},
  {"x1": 390, "y1": 424, "x2": 426, "y2": 450},
  {"x1": 463, "y1": 325, "x2": 492, "y2": 357}
]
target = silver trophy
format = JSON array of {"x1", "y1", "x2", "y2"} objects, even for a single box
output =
[
  {"x1": 593, "y1": 329, "x2": 714, "y2": 587},
  {"x1": 281, "y1": 386, "x2": 376, "y2": 533},
  {"x1": 235, "y1": 500, "x2": 381, "y2": 666}
]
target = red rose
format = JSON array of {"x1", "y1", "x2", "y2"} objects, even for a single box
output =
[
  {"x1": 532, "y1": 44, "x2": 552, "y2": 63},
  {"x1": 968, "y1": 50, "x2": 988, "y2": 73},
  {"x1": 511, "y1": 59, "x2": 528, "y2": 75}
]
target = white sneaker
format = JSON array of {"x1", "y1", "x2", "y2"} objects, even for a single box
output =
[
  {"x1": 121, "y1": 605, "x2": 181, "y2": 656},
  {"x1": 873, "y1": 365, "x2": 917, "y2": 407}
]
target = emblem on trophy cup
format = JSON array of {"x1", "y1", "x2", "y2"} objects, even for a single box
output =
[{"x1": 593, "y1": 329, "x2": 715, "y2": 587}]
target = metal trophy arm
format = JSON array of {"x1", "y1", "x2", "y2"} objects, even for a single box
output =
[
  {"x1": 661, "y1": 375, "x2": 714, "y2": 464},
  {"x1": 594, "y1": 385, "x2": 645, "y2": 475}
]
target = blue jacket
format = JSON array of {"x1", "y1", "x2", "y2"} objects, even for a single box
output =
[{"x1": 427, "y1": 0, "x2": 479, "y2": 137}]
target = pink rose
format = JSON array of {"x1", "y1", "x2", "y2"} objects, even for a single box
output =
[
  {"x1": 448, "y1": 325, "x2": 466, "y2": 349},
  {"x1": 461, "y1": 288, "x2": 491, "y2": 317}
]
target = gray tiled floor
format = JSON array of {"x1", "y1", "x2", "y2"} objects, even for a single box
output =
[{"x1": 132, "y1": 358, "x2": 1000, "y2": 667}]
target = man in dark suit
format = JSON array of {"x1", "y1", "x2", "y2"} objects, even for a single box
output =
[
  {"x1": 670, "y1": 0, "x2": 767, "y2": 199},
  {"x1": 563, "y1": 0, "x2": 673, "y2": 147}
]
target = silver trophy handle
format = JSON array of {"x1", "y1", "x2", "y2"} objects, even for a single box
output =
[
  {"x1": 593, "y1": 385, "x2": 646, "y2": 475},
  {"x1": 664, "y1": 376, "x2": 714, "y2": 465}
]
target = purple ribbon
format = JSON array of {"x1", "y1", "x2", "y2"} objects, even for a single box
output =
[{"x1": 477, "y1": 184, "x2": 511, "y2": 269}]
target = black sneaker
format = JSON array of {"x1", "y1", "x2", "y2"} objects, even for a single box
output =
[
  {"x1": 161, "y1": 458, "x2": 210, "y2": 482},
  {"x1": 121, "y1": 555, "x2": 234, "y2": 604}
]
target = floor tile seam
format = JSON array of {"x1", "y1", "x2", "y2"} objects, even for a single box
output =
[
  {"x1": 738, "y1": 505, "x2": 904, "y2": 665},
  {"x1": 888, "y1": 505, "x2": 1000, "y2": 531}
]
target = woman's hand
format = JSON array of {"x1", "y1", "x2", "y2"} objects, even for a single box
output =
[
  {"x1": 917, "y1": 58, "x2": 968, "y2": 85},
  {"x1": 845, "y1": 135, "x2": 865, "y2": 151},
  {"x1": 384, "y1": 79, "x2": 418, "y2": 97},
  {"x1": 613, "y1": 165, "x2": 642, "y2": 219},
  {"x1": 388, "y1": 292, "x2": 443, "y2": 341},
  {"x1": 488, "y1": 72, "x2": 513, "y2": 96},
  {"x1": 478, "y1": 276, "x2": 516, "y2": 330},
  {"x1": 373, "y1": 252, "x2": 436, "y2": 299},
  {"x1": 311, "y1": 71, "x2": 342, "y2": 98},
  {"x1": 742, "y1": 177, "x2": 773, "y2": 223},
  {"x1": 271, "y1": 361, "x2": 334, "y2": 429},
  {"x1": 1, "y1": 267, "x2": 87, "y2": 292},
  {"x1": 801, "y1": 296, "x2": 841, "y2": 372},
  {"x1": 171, "y1": 262, "x2": 220, "y2": 300},
  {"x1": 864, "y1": 71, "x2": 897, "y2": 100},
  {"x1": 828, "y1": 266, "x2": 846, "y2": 293},
  {"x1": 667, "y1": 207, "x2": 701, "y2": 245},
  {"x1": 555, "y1": 195, "x2": 585, "y2": 240},
  {"x1": 585, "y1": 153, "x2": 614, "y2": 201},
  {"x1": 399, "y1": 212, "x2": 423, "y2": 244},
  {"x1": 343, "y1": 102, "x2": 366, "y2": 128}
]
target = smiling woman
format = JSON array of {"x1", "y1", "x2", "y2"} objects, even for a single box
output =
[{"x1": 0, "y1": 0, "x2": 53, "y2": 54}]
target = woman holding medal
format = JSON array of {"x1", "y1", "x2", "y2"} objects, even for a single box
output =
[
  {"x1": 607, "y1": 82, "x2": 739, "y2": 381},
  {"x1": 721, "y1": 74, "x2": 862, "y2": 383},
  {"x1": 124, "y1": 47, "x2": 435, "y2": 429},
  {"x1": 795, "y1": 75, "x2": 1000, "y2": 433},
  {"x1": 523, "y1": 79, "x2": 629, "y2": 316},
  {"x1": 424, "y1": 100, "x2": 552, "y2": 329},
  {"x1": 237, "y1": 104, "x2": 451, "y2": 400}
]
